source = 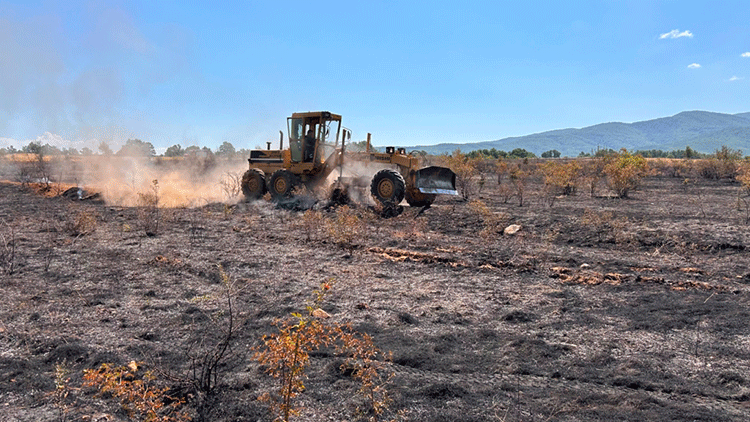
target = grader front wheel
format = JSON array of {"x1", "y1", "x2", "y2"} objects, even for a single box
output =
[{"x1": 370, "y1": 169, "x2": 405, "y2": 205}]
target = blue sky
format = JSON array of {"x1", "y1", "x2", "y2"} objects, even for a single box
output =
[{"x1": 1, "y1": 0, "x2": 749, "y2": 152}]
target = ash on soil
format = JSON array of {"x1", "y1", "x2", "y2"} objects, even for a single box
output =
[{"x1": 1, "y1": 174, "x2": 750, "y2": 421}]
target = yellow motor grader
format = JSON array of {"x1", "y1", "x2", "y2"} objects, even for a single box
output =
[{"x1": 241, "y1": 111, "x2": 457, "y2": 207}]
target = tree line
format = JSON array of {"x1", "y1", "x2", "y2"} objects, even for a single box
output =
[
  {"x1": 0, "y1": 140, "x2": 247, "y2": 158},
  {"x1": 456, "y1": 145, "x2": 719, "y2": 159},
  {"x1": 1, "y1": 140, "x2": 735, "y2": 161}
]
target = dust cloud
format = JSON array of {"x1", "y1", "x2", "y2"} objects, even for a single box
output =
[
  {"x1": 81, "y1": 156, "x2": 248, "y2": 207},
  {"x1": 1, "y1": 154, "x2": 248, "y2": 208}
]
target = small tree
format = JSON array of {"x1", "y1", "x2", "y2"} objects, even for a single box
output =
[
  {"x1": 164, "y1": 144, "x2": 184, "y2": 157},
  {"x1": 254, "y1": 282, "x2": 394, "y2": 422},
  {"x1": 22, "y1": 141, "x2": 51, "y2": 187},
  {"x1": 508, "y1": 148, "x2": 535, "y2": 159},
  {"x1": 217, "y1": 141, "x2": 236, "y2": 156},
  {"x1": 541, "y1": 160, "x2": 582, "y2": 205},
  {"x1": 444, "y1": 149, "x2": 481, "y2": 200},
  {"x1": 117, "y1": 139, "x2": 156, "y2": 157},
  {"x1": 183, "y1": 145, "x2": 201, "y2": 155},
  {"x1": 98, "y1": 142, "x2": 113, "y2": 155},
  {"x1": 604, "y1": 149, "x2": 647, "y2": 198},
  {"x1": 510, "y1": 166, "x2": 529, "y2": 207},
  {"x1": 737, "y1": 162, "x2": 750, "y2": 223}
]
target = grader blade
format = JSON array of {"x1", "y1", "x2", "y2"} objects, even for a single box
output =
[{"x1": 415, "y1": 166, "x2": 458, "y2": 195}]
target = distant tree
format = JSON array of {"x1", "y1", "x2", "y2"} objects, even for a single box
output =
[
  {"x1": 508, "y1": 148, "x2": 535, "y2": 159},
  {"x1": 715, "y1": 145, "x2": 742, "y2": 161},
  {"x1": 117, "y1": 138, "x2": 156, "y2": 156},
  {"x1": 349, "y1": 140, "x2": 380, "y2": 152},
  {"x1": 164, "y1": 144, "x2": 184, "y2": 157},
  {"x1": 578, "y1": 151, "x2": 591, "y2": 157},
  {"x1": 634, "y1": 149, "x2": 665, "y2": 158},
  {"x1": 98, "y1": 142, "x2": 113, "y2": 155},
  {"x1": 184, "y1": 145, "x2": 201, "y2": 155},
  {"x1": 5, "y1": 145, "x2": 18, "y2": 154},
  {"x1": 217, "y1": 141, "x2": 236, "y2": 156},
  {"x1": 23, "y1": 142, "x2": 43, "y2": 155},
  {"x1": 63, "y1": 147, "x2": 79, "y2": 156},
  {"x1": 541, "y1": 149, "x2": 561, "y2": 158},
  {"x1": 81, "y1": 147, "x2": 93, "y2": 156},
  {"x1": 41, "y1": 144, "x2": 62, "y2": 156},
  {"x1": 466, "y1": 148, "x2": 506, "y2": 159},
  {"x1": 593, "y1": 147, "x2": 617, "y2": 158}
]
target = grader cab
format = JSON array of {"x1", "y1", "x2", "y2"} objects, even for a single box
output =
[{"x1": 241, "y1": 111, "x2": 457, "y2": 207}]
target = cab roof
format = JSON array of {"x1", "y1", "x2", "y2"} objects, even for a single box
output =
[{"x1": 290, "y1": 111, "x2": 342, "y2": 121}]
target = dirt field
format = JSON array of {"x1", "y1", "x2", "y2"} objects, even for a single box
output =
[{"x1": 2, "y1": 167, "x2": 750, "y2": 421}]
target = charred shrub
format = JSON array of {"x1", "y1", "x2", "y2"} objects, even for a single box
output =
[
  {"x1": 443, "y1": 150, "x2": 481, "y2": 200},
  {"x1": 0, "y1": 219, "x2": 17, "y2": 275},
  {"x1": 299, "y1": 209, "x2": 323, "y2": 242},
  {"x1": 497, "y1": 158, "x2": 536, "y2": 207},
  {"x1": 64, "y1": 207, "x2": 99, "y2": 237},
  {"x1": 137, "y1": 179, "x2": 160, "y2": 236},
  {"x1": 603, "y1": 150, "x2": 647, "y2": 198},
  {"x1": 325, "y1": 205, "x2": 365, "y2": 255},
  {"x1": 218, "y1": 171, "x2": 243, "y2": 201},
  {"x1": 697, "y1": 146, "x2": 743, "y2": 180},
  {"x1": 582, "y1": 157, "x2": 607, "y2": 197},
  {"x1": 541, "y1": 160, "x2": 582, "y2": 205},
  {"x1": 468, "y1": 200, "x2": 508, "y2": 241},
  {"x1": 581, "y1": 209, "x2": 630, "y2": 244}
]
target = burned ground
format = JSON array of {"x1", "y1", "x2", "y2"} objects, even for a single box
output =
[{"x1": 1, "y1": 173, "x2": 750, "y2": 421}]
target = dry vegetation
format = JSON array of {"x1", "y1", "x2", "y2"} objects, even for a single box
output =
[{"x1": 1, "y1": 153, "x2": 750, "y2": 421}]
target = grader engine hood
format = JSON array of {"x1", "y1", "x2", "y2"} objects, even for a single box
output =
[{"x1": 415, "y1": 166, "x2": 458, "y2": 195}]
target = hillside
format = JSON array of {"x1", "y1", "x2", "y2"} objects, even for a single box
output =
[{"x1": 407, "y1": 110, "x2": 750, "y2": 157}]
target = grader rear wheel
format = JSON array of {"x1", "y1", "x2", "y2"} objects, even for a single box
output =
[
  {"x1": 269, "y1": 169, "x2": 300, "y2": 200},
  {"x1": 241, "y1": 169, "x2": 266, "y2": 200},
  {"x1": 370, "y1": 169, "x2": 405, "y2": 205}
]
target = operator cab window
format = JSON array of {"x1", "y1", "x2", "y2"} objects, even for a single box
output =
[{"x1": 289, "y1": 118, "x2": 304, "y2": 140}]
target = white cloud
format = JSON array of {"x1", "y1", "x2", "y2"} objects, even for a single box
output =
[
  {"x1": 729, "y1": 76, "x2": 744, "y2": 81},
  {"x1": 0, "y1": 137, "x2": 20, "y2": 148},
  {"x1": 742, "y1": 52, "x2": 750, "y2": 58},
  {"x1": 687, "y1": 63, "x2": 701, "y2": 69},
  {"x1": 34, "y1": 132, "x2": 70, "y2": 148},
  {"x1": 660, "y1": 29, "x2": 693, "y2": 39}
]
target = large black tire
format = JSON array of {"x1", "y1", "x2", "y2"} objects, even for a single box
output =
[
  {"x1": 269, "y1": 169, "x2": 300, "y2": 201},
  {"x1": 370, "y1": 169, "x2": 405, "y2": 205},
  {"x1": 241, "y1": 169, "x2": 266, "y2": 200},
  {"x1": 405, "y1": 188, "x2": 436, "y2": 207}
]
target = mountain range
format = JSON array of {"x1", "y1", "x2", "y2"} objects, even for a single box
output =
[{"x1": 406, "y1": 111, "x2": 750, "y2": 157}]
